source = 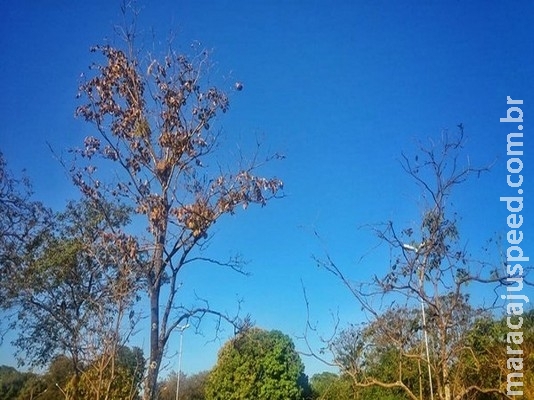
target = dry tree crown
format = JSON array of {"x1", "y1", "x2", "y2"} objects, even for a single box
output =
[
  {"x1": 72, "y1": 32, "x2": 283, "y2": 400},
  {"x1": 74, "y1": 43, "x2": 283, "y2": 242}
]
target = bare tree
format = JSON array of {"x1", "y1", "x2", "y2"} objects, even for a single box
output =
[
  {"x1": 306, "y1": 129, "x2": 527, "y2": 400},
  {"x1": 73, "y1": 11, "x2": 283, "y2": 400}
]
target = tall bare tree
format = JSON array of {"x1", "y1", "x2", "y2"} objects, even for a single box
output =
[
  {"x1": 73, "y1": 17, "x2": 283, "y2": 400},
  {"x1": 306, "y1": 129, "x2": 528, "y2": 400}
]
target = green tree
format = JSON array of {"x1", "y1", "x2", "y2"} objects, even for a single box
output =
[
  {"x1": 0, "y1": 365, "x2": 30, "y2": 400},
  {"x1": 40, "y1": 355, "x2": 77, "y2": 400},
  {"x1": 0, "y1": 150, "x2": 52, "y2": 320},
  {"x1": 309, "y1": 372, "x2": 353, "y2": 400},
  {"x1": 15, "y1": 372, "x2": 47, "y2": 400},
  {"x1": 73, "y1": 8, "x2": 283, "y2": 400},
  {"x1": 206, "y1": 328, "x2": 309, "y2": 400},
  {"x1": 180, "y1": 371, "x2": 209, "y2": 400},
  {"x1": 157, "y1": 372, "x2": 183, "y2": 400},
  {"x1": 1, "y1": 199, "x2": 140, "y2": 399},
  {"x1": 158, "y1": 371, "x2": 209, "y2": 400}
]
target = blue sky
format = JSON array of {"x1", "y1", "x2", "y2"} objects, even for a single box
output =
[{"x1": 1, "y1": 0, "x2": 533, "y2": 377}]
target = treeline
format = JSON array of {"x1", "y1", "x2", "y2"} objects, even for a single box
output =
[
  {"x1": 158, "y1": 311, "x2": 533, "y2": 400},
  {"x1": 0, "y1": 347, "x2": 143, "y2": 400},
  {"x1": 4, "y1": 310, "x2": 530, "y2": 400}
]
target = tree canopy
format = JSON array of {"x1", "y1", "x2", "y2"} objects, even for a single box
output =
[{"x1": 206, "y1": 328, "x2": 309, "y2": 400}]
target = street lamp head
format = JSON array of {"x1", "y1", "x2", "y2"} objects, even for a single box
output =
[{"x1": 402, "y1": 243, "x2": 417, "y2": 252}]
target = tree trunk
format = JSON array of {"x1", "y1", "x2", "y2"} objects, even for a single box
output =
[
  {"x1": 439, "y1": 321, "x2": 450, "y2": 400},
  {"x1": 144, "y1": 234, "x2": 166, "y2": 400},
  {"x1": 443, "y1": 362, "x2": 451, "y2": 400},
  {"x1": 418, "y1": 358, "x2": 423, "y2": 400},
  {"x1": 144, "y1": 201, "x2": 168, "y2": 400},
  {"x1": 144, "y1": 282, "x2": 161, "y2": 400}
]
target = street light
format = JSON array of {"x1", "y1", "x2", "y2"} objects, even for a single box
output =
[
  {"x1": 55, "y1": 383, "x2": 67, "y2": 399},
  {"x1": 403, "y1": 242, "x2": 434, "y2": 400},
  {"x1": 175, "y1": 323, "x2": 190, "y2": 400}
]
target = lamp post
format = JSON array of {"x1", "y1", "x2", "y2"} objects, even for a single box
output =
[
  {"x1": 175, "y1": 324, "x2": 190, "y2": 400},
  {"x1": 402, "y1": 242, "x2": 434, "y2": 400},
  {"x1": 55, "y1": 383, "x2": 67, "y2": 399}
]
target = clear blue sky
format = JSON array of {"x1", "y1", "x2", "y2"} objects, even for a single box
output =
[{"x1": 1, "y1": 0, "x2": 533, "y2": 378}]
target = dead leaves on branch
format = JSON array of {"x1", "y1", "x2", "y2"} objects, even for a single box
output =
[
  {"x1": 75, "y1": 44, "x2": 229, "y2": 182},
  {"x1": 172, "y1": 200, "x2": 215, "y2": 239},
  {"x1": 77, "y1": 45, "x2": 145, "y2": 134},
  {"x1": 68, "y1": 17, "x2": 284, "y2": 400},
  {"x1": 167, "y1": 172, "x2": 283, "y2": 239},
  {"x1": 73, "y1": 43, "x2": 283, "y2": 243},
  {"x1": 127, "y1": 168, "x2": 283, "y2": 239}
]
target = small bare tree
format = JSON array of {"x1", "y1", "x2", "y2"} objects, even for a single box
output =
[
  {"x1": 306, "y1": 128, "x2": 528, "y2": 400},
  {"x1": 73, "y1": 14, "x2": 283, "y2": 400}
]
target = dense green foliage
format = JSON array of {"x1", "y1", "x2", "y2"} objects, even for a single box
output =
[
  {"x1": 0, "y1": 356, "x2": 74, "y2": 400},
  {"x1": 206, "y1": 328, "x2": 309, "y2": 400},
  {"x1": 0, "y1": 366, "x2": 32, "y2": 400}
]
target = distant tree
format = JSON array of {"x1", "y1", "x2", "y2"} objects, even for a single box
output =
[
  {"x1": 206, "y1": 328, "x2": 309, "y2": 400},
  {"x1": 79, "y1": 346, "x2": 145, "y2": 400},
  {"x1": 40, "y1": 355, "x2": 77, "y2": 400},
  {"x1": 307, "y1": 129, "x2": 529, "y2": 400},
  {"x1": 180, "y1": 371, "x2": 209, "y2": 400},
  {"x1": 309, "y1": 372, "x2": 353, "y2": 400},
  {"x1": 0, "y1": 365, "x2": 30, "y2": 400},
  {"x1": 15, "y1": 372, "x2": 47, "y2": 400},
  {"x1": 157, "y1": 372, "x2": 183, "y2": 400},
  {"x1": 158, "y1": 371, "x2": 209, "y2": 400},
  {"x1": 73, "y1": 7, "x2": 283, "y2": 400}
]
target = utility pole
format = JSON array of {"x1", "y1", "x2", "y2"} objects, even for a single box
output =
[
  {"x1": 175, "y1": 324, "x2": 190, "y2": 400},
  {"x1": 402, "y1": 242, "x2": 434, "y2": 400}
]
